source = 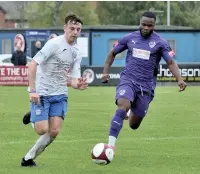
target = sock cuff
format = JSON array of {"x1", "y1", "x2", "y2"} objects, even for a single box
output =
[{"x1": 116, "y1": 109, "x2": 127, "y2": 119}]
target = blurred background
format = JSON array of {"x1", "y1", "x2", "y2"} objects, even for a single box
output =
[
  {"x1": 0, "y1": 2, "x2": 200, "y2": 174},
  {"x1": 0, "y1": 1, "x2": 199, "y2": 85}
]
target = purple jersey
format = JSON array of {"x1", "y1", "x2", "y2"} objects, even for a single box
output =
[{"x1": 113, "y1": 31, "x2": 174, "y2": 91}]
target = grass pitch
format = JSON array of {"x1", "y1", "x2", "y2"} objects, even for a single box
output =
[{"x1": 0, "y1": 86, "x2": 199, "y2": 174}]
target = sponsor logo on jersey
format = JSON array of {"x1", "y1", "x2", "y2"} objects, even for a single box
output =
[{"x1": 132, "y1": 48, "x2": 150, "y2": 60}]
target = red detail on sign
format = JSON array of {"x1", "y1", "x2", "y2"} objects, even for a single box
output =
[{"x1": 0, "y1": 66, "x2": 28, "y2": 86}]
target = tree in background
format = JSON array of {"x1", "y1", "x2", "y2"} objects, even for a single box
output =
[
  {"x1": 22, "y1": 1, "x2": 200, "y2": 28},
  {"x1": 25, "y1": 1, "x2": 99, "y2": 28},
  {"x1": 171, "y1": 1, "x2": 200, "y2": 28},
  {"x1": 96, "y1": 1, "x2": 200, "y2": 28},
  {"x1": 96, "y1": 1, "x2": 166, "y2": 25}
]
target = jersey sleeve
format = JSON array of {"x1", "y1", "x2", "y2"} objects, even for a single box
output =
[
  {"x1": 33, "y1": 40, "x2": 57, "y2": 64},
  {"x1": 160, "y1": 40, "x2": 175, "y2": 62},
  {"x1": 113, "y1": 34, "x2": 129, "y2": 54},
  {"x1": 70, "y1": 51, "x2": 82, "y2": 78}
]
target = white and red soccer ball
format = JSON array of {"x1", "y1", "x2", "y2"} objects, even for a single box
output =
[{"x1": 91, "y1": 143, "x2": 114, "y2": 165}]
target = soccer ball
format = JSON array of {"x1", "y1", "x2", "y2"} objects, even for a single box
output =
[{"x1": 91, "y1": 143, "x2": 114, "y2": 165}]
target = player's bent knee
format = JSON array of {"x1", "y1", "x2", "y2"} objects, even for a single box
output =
[
  {"x1": 49, "y1": 128, "x2": 61, "y2": 138},
  {"x1": 129, "y1": 123, "x2": 140, "y2": 130},
  {"x1": 35, "y1": 127, "x2": 49, "y2": 135},
  {"x1": 49, "y1": 130, "x2": 59, "y2": 138},
  {"x1": 34, "y1": 121, "x2": 49, "y2": 135},
  {"x1": 117, "y1": 99, "x2": 131, "y2": 111}
]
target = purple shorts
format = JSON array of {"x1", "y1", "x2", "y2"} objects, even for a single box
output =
[{"x1": 115, "y1": 80, "x2": 154, "y2": 117}]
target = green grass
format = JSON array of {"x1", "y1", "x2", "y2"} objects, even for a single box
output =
[{"x1": 0, "y1": 86, "x2": 199, "y2": 174}]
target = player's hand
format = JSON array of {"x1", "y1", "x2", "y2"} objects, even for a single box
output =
[
  {"x1": 178, "y1": 80, "x2": 187, "y2": 92},
  {"x1": 102, "y1": 74, "x2": 110, "y2": 83},
  {"x1": 29, "y1": 92, "x2": 40, "y2": 104},
  {"x1": 77, "y1": 77, "x2": 88, "y2": 90}
]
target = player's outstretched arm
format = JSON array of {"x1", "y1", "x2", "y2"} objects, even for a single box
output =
[
  {"x1": 70, "y1": 77, "x2": 88, "y2": 90},
  {"x1": 166, "y1": 59, "x2": 187, "y2": 91},
  {"x1": 102, "y1": 49, "x2": 116, "y2": 83}
]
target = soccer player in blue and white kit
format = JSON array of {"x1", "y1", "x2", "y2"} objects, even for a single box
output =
[
  {"x1": 21, "y1": 13, "x2": 88, "y2": 167},
  {"x1": 102, "y1": 11, "x2": 187, "y2": 153},
  {"x1": 22, "y1": 34, "x2": 59, "y2": 125}
]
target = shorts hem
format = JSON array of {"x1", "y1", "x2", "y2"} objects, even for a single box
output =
[
  {"x1": 31, "y1": 118, "x2": 49, "y2": 123},
  {"x1": 115, "y1": 96, "x2": 133, "y2": 104}
]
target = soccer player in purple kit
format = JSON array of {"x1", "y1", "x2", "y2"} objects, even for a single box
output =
[{"x1": 102, "y1": 11, "x2": 187, "y2": 153}]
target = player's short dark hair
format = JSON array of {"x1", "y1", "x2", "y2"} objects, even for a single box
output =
[
  {"x1": 65, "y1": 12, "x2": 83, "y2": 25},
  {"x1": 141, "y1": 11, "x2": 156, "y2": 21}
]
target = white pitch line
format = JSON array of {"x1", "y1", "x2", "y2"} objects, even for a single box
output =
[{"x1": 0, "y1": 136, "x2": 199, "y2": 145}]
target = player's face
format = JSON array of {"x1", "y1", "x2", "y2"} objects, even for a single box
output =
[
  {"x1": 64, "y1": 21, "x2": 82, "y2": 45},
  {"x1": 139, "y1": 16, "x2": 155, "y2": 38}
]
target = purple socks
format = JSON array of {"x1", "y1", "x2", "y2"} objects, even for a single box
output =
[{"x1": 109, "y1": 109, "x2": 126, "y2": 138}]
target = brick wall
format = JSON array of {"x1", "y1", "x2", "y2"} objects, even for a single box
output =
[
  {"x1": 0, "y1": 9, "x2": 16, "y2": 28},
  {"x1": 0, "y1": 9, "x2": 5, "y2": 28},
  {"x1": 4, "y1": 20, "x2": 15, "y2": 28}
]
